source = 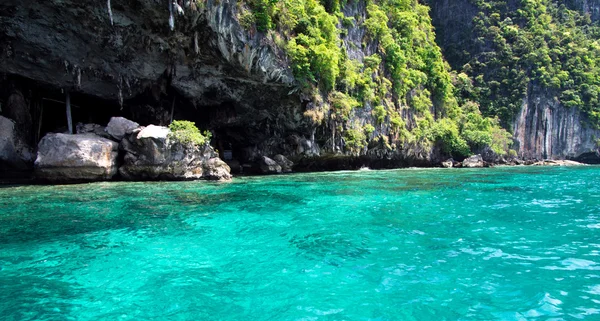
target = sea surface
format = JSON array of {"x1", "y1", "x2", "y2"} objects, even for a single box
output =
[{"x1": 1, "y1": 167, "x2": 600, "y2": 320}]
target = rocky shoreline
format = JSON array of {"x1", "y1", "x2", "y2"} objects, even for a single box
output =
[
  {"x1": 1, "y1": 115, "x2": 233, "y2": 184},
  {"x1": 1, "y1": 113, "x2": 593, "y2": 185}
]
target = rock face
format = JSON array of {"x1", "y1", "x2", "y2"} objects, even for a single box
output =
[
  {"x1": 35, "y1": 133, "x2": 119, "y2": 182},
  {"x1": 259, "y1": 156, "x2": 282, "y2": 174},
  {"x1": 0, "y1": 115, "x2": 34, "y2": 175},
  {"x1": 119, "y1": 125, "x2": 231, "y2": 180},
  {"x1": 513, "y1": 89, "x2": 600, "y2": 161},
  {"x1": 2, "y1": 0, "x2": 599, "y2": 170},
  {"x1": 0, "y1": 0, "x2": 440, "y2": 170},
  {"x1": 105, "y1": 117, "x2": 140, "y2": 141},
  {"x1": 0, "y1": 0, "x2": 293, "y2": 101},
  {"x1": 462, "y1": 155, "x2": 484, "y2": 168}
]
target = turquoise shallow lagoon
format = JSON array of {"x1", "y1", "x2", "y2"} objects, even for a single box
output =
[{"x1": 1, "y1": 167, "x2": 600, "y2": 320}]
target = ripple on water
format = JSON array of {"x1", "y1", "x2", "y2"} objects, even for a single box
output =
[
  {"x1": 542, "y1": 258, "x2": 600, "y2": 271},
  {"x1": 1, "y1": 166, "x2": 600, "y2": 320}
]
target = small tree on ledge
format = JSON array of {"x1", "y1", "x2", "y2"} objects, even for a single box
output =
[{"x1": 168, "y1": 120, "x2": 211, "y2": 147}]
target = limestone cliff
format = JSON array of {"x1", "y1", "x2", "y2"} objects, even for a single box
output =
[
  {"x1": 0, "y1": 0, "x2": 311, "y2": 168},
  {"x1": 1, "y1": 0, "x2": 439, "y2": 175},
  {"x1": 1, "y1": 0, "x2": 599, "y2": 180},
  {"x1": 513, "y1": 87, "x2": 600, "y2": 162},
  {"x1": 427, "y1": 0, "x2": 600, "y2": 162}
]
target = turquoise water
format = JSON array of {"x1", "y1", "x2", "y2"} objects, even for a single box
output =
[{"x1": 1, "y1": 167, "x2": 600, "y2": 320}]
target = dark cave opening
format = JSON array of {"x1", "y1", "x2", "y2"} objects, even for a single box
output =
[
  {"x1": 38, "y1": 92, "x2": 123, "y2": 137},
  {"x1": 1, "y1": 74, "x2": 278, "y2": 167},
  {"x1": 0, "y1": 74, "x2": 185, "y2": 146},
  {"x1": 172, "y1": 98, "x2": 252, "y2": 162},
  {"x1": 0, "y1": 75, "x2": 124, "y2": 144}
]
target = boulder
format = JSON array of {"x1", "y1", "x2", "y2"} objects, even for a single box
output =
[
  {"x1": 203, "y1": 158, "x2": 233, "y2": 180},
  {"x1": 0, "y1": 116, "x2": 35, "y2": 175},
  {"x1": 478, "y1": 146, "x2": 501, "y2": 163},
  {"x1": 259, "y1": 156, "x2": 282, "y2": 174},
  {"x1": 35, "y1": 133, "x2": 119, "y2": 182},
  {"x1": 462, "y1": 154, "x2": 484, "y2": 168},
  {"x1": 441, "y1": 158, "x2": 453, "y2": 168},
  {"x1": 119, "y1": 125, "x2": 231, "y2": 180},
  {"x1": 105, "y1": 117, "x2": 140, "y2": 141},
  {"x1": 273, "y1": 154, "x2": 294, "y2": 172}
]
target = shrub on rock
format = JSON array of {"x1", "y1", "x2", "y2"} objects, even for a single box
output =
[{"x1": 168, "y1": 120, "x2": 211, "y2": 146}]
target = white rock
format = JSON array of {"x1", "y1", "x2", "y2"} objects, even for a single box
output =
[
  {"x1": 462, "y1": 154, "x2": 484, "y2": 168},
  {"x1": 35, "y1": 133, "x2": 119, "y2": 181},
  {"x1": 137, "y1": 125, "x2": 169, "y2": 140}
]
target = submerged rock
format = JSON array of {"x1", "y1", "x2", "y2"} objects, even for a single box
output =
[
  {"x1": 0, "y1": 116, "x2": 35, "y2": 175},
  {"x1": 105, "y1": 117, "x2": 140, "y2": 141},
  {"x1": 259, "y1": 156, "x2": 282, "y2": 174},
  {"x1": 273, "y1": 154, "x2": 294, "y2": 172},
  {"x1": 35, "y1": 133, "x2": 119, "y2": 182},
  {"x1": 119, "y1": 125, "x2": 231, "y2": 180},
  {"x1": 462, "y1": 155, "x2": 484, "y2": 168}
]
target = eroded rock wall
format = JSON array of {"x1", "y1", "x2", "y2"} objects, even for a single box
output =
[
  {"x1": 0, "y1": 0, "x2": 292, "y2": 100},
  {"x1": 513, "y1": 88, "x2": 600, "y2": 161},
  {"x1": 3, "y1": 0, "x2": 599, "y2": 175}
]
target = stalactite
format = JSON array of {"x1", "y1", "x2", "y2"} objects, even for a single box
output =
[
  {"x1": 66, "y1": 91, "x2": 73, "y2": 134},
  {"x1": 75, "y1": 66, "x2": 81, "y2": 89},
  {"x1": 168, "y1": 1, "x2": 175, "y2": 31},
  {"x1": 107, "y1": 0, "x2": 114, "y2": 26},
  {"x1": 174, "y1": 2, "x2": 185, "y2": 15},
  {"x1": 37, "y1": 100, "x2": 43, "y2": 143},
  {"x1": 170, "y1": 97, "x2": 176, "y2": 124},
  {"x1": 118, "y1": 76, "x2": 124, "y2": 109},
  {"x1": 194, "y1": 32, "x2": 199, "y2": 54}
]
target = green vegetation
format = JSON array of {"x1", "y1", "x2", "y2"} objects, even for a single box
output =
[
  {"x1": 168, "y1": 120, "x2": 212, "y2": 147},
  {"x1": 344, "y1": 126, "x2": 368, "y2": 154},
  {"x1": 240, "y1": 0, "x2": 513, "y2": 157},
  {"x1": 459, "y1": 0, "x2": 600, "y2": 128}
]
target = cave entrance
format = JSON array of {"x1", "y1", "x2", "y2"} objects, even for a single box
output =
[
  {"x1": 1, "y1": 76, "x2": 123, "y2": 145},
  {"x1": 172, "y1": 99, "x2": 251, "y2": 161},
  {"x1": 37, "y1": 93, "x2": 122, "y2": 139}
]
